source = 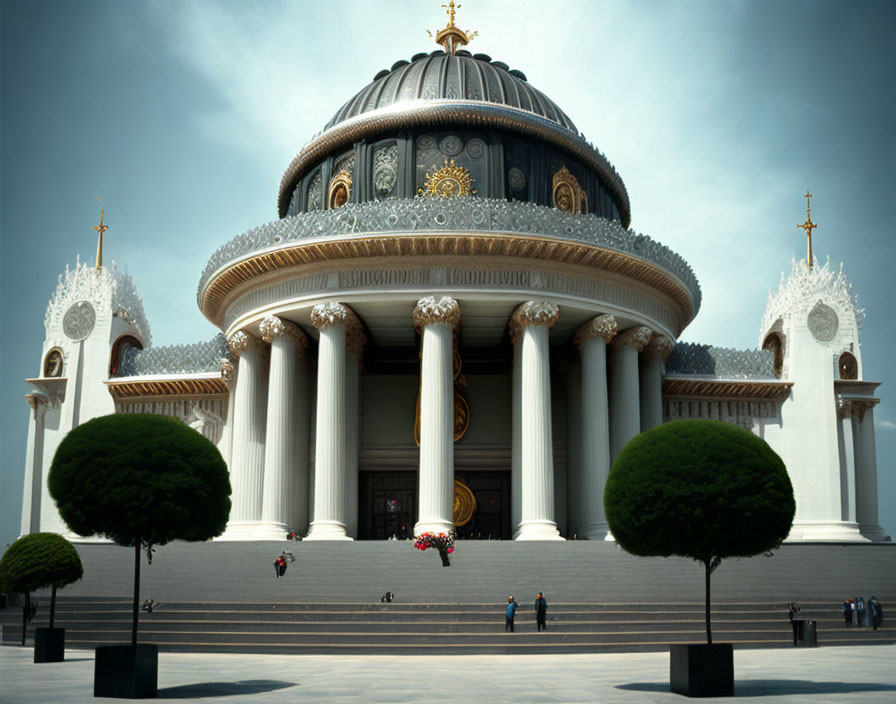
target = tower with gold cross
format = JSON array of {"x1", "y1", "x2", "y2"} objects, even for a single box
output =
[
  {"x1": 797, "y1": 191, "x2": 818, "y2": 268},
  {"x1": 93, "y1": 194, "x2": 109, "y2": 270}
]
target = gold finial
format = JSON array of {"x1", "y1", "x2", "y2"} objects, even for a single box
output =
[
  {"x1": 427, "y1": 1, "x2": 478, "y2": 55},
  {"x1": 796, "y1": 190, "x2": 818, "y2": 268},
  {"x1": 92, "y1": 193, "x2": 109, "y2": 269}
]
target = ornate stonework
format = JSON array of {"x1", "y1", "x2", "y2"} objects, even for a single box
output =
[
  {"x1": 412, "y1": 296, "x2": 461, "y2": 330},
  {"x1": 62, "y1": 300, "x2": 96, "y2": 340},
  {"x1": 259, "y1": 315, "x2": 308, "y2": 349},
  {"x1": 573, "y1": 314, "x2": 617, "y2": 349},
  {"x1": 552, "y1": 165, "x2": 587, "y2": 215},
  {"x1": 25, "y1": 393, "x2": 48, "y2": 420},
  {"x1": 509, "y1": 301, "x2": 559, "y2": 342},
  {"x1": 220, "y1": 359, "x2": 236, "y2": 387},
  {"x1": 420, "y1": 158, "x2": 476, "y2": 197},
  {"x1": 227, "y1": 330, "x2": 262, "y2": 356},
  {"x1": 837, "y1": 397, "x2": 880, "y2": 422},
  {"x1": 807, "y1": 300, "x2": 839, "y2": 342},
  {"x1": 643, "y1": 334, "x2": 676, "y2": 361},
  {"x1": 310, "y1": 301, "x2": 349, "y2": 329},
  {"x1": 613, "y1": 325, "x2": 653, "y2": 351},
  {"x1": 327, "y1": 169, "x2": 352, "y2": 209}
]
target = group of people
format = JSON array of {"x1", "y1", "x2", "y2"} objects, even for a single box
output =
[
  {"x1": 843, "y1": 596, "x2": 884, "y2": 630},
  {"x1": 505, "y1": 593, "x2": 548, "y2": 632}
]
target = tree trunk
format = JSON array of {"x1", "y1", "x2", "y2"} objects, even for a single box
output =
[
  {"x1": 21, "y1": 592, "x2": 30, "y2": 646},
  {"x1": 132, "y1": 541, "x2": 141, "y2": 646},
  {"x1": 704, "y1": 559, "x2": 712, "y2": 645},
  {"x1": 50, "y1": 584, "x2": 57, "y2": 629}
]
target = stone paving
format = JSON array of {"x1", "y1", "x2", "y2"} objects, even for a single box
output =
[{"x1": 2, "y1": 644, "x2": 896, "y2": 703}]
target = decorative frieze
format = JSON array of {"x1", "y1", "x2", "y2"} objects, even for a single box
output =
[
  {"x1": 573, "y1": 314, "x2": 617, "y2": 350},
  {"x1": 412, "y1": 296, "x2": 461, "y2": 331},
  {"x1": 509, "y1": 301, "x2": 559, "y2": 343},
  {"x1": 663, "y1": 397, "x2": 778, "y2": 430},
  {"x1": 613, "y1": 325, "x2": 653, "y2": 352}
]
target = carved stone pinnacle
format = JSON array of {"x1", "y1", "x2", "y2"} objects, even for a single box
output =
[
  {"x1": 413, "y1": 296, "x2": 460, "y2": 331},
  {"x1": 574, "y1": 314, "x2": 618, "y2": 350}
]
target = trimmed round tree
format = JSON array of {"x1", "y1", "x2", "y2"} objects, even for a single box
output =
[
  {"x1": 48, "y1": 413, "x2": 231, "y2": 645},
  {"x1": 0, "y1": 533, "x2": 84, "y2": 645},
  {"x1": 605, "y1": 419, "x2": 795, "y2": 643}
]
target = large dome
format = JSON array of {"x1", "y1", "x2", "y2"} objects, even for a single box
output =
[{"x1": 324, "y1": 50, "x2": 579, "y2": 134}]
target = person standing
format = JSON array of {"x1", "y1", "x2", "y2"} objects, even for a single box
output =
[
  {"x1": 505, "y1": 596, "x2": 518, "y2": 632},
  {"x1": 535, "y1": 592, "x2": 548, "y2": 632},
  {"x1": 788, "y1": 601, "x2": 801, "y2": 646},
  {"x1": 842, "y1": 599, "x2": 853, "y2": 627},
  {"x1": 869, "y1": 596, "x2": 883, "y2": 631},
  {"x1": 857, "y1": 596, "x2": 866, "y2": 628}
]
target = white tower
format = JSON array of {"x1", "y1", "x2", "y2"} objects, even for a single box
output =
[
  {"x1": 758, "y1": 195, "x2": 888, "y2": 541},
  {"x1": 20, "y1": 212, "x2": 150, "y2": 538}
]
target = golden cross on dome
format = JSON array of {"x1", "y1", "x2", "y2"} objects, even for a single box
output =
[
  {"x1": 796, "y1": 190, "x2": 818, "y2": 268},
  {"x1": 428, "y1": 0, "x2": 477, "y2": 55},
  {"x1": 92, "y1": 193, "x2": 109, "y2": 269}
]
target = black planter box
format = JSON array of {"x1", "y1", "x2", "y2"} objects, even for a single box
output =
[
  {"x1": 670, "y1": 643, "x2": 734, "y2": 698},
  {"x1": 34, "y1": 627, "x2": 65, "y2": 663},
  {"x1": 94, "y1": 644, "x2": 158, "y2": 699}
]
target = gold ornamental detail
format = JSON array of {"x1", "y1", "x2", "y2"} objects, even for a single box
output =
[
  {"x1": 427, "y1": 1, "x2": 478, "y2": 55},
  {"x1": 797, "y1": 190, "x2": 818, "y2": 268},
  {"x1": 420, "y1": 159, "x2": 476, "y2": 198},
  {"x1": 552, "y1": 165, "x2": 587, "y2": 215},
  {"x1": 453, "y1": 478, "x2": 477, "y2": 527},
  {"x1": 328, "y1": 169, "x2": 352, "y2": 209}
]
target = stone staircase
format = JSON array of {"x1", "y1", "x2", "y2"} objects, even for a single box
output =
[{"x1": 2, "y1": 598, "x2": 892, "y2": 654}]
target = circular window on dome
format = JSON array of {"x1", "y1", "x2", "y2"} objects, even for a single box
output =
[
  {"x1": 43, "y1": 348, "x2": 64, "y2": 378},
  {"x1": 762, "y1": 332, "x2": 784, "y2": 378},
  {"x1": 839, "y1": 351, "x2": 858, "y2": 380},
  {"x1": 807, "y1": 301, "x2": 839, "y2": 343},
  {"x1": 63, "y1": 300, "x2": 96, "y2": 341}
]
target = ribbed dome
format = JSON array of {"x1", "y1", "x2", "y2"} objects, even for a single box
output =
[{"x1": 324, "y1": 50, "x2": 579, "y2": 135}]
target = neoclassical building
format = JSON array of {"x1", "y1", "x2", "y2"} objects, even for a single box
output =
[{"x1": 19, "y1": 9, "x2": 888, "y2": 544}]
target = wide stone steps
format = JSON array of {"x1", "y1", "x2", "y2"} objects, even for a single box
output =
[{"x1": 3, "y1": 599, "x2": 891, "y2": 655}]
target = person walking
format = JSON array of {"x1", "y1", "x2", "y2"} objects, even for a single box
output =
[
  {"x1": 535, "y1": 592, "x2": 548, "y2": 632},
  {"x1": 505, "y1": 596, "x2": 518, "y2": 632},
  {"x1": 788, "y1": 601, "x2": 801, "y2": 646}
]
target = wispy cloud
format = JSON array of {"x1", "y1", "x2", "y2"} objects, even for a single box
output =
[{"x1": 876, "y1": 419, "x2": 896, "y2": 431}]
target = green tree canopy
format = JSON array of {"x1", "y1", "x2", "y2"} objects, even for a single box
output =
[
  {"x1": 0, "y1": 533, "x2": 84, "y2": 595},
  {"x1": 48, "y1": 414, "x2": 231, "y2": 547},
  {"x1": 605, "y1": 419, "x2": 795, "y2": 562}
]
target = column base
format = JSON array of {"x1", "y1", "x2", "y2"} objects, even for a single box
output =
[
  {"x1": 785, "y1": 521, "x2": 869, "y2": 542},
  {"x1": 217, "y1": 521, "x2": 293, "y2": 541},
  {"x1": 514, "y1": 520, "x2": 565, "y2": 541},
  {"x1": 414, "y1": 520, "x2": 454, "y2": 537},
  {"x1": 859, "y1": 523, "x2": 892, "y2": 542},
  {"x1": 305, "y1": 520, "x2": 353, "y2": 541},
  {"x1": 581, "y1": 522, "x2": 612, "y2": 541}
]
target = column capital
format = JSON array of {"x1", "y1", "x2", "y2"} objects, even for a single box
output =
[
  {"x1": 24, "y1": 393, "x2": 48, "y2": 420},
  {"x1": 574, "y1": 314, "x2": 617, "y2": 350},
  {"x1": 838, "y1": 397, "x2": 880, "y2": 422},
  {"x1": 220, "y1": 358, "x2": 237, "y2": 387},
  {"x1": 611, "y1": 325, "x2": 653, "y2": 352},
  {"x1": 643, "y1": 334, "x2": 676, "y2": 361},
  {"x1": 413, "y1": 296, "x2": 460, "y2": 332},
  {"x1": 311, "y1": 302, "x2": 355, "y2": 330},
  {"x1": 509, "y1": 301, "x2": 559, "y2": 343},
  {"x1": 259, "y1": 315, "x2": 308, "y2": 349},
  {"x1": 227, "y1": 330, "x2": 264, "y2": 356}
]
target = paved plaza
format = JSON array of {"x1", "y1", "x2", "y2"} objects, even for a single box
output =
[{"x1": 2, "y1": 645, "x2": 895, "y2": 703}]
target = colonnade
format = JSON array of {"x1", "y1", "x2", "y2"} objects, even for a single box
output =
[
  {"x1": 838, "y1": 397, "x2": 887, "y2": 541},
  {"x1": 219, "y1": 298, "x2": 674, "y2": 541}
]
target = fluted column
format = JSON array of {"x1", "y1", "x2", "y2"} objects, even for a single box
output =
[
  {"x1": 223, "y1": 330, "x2": 268, "y2": 537},
  {"x1": 640, "y1": 334, "x2": 675, "y2": 431},
  {"x1": 413, "y1": 296, "x2": 460, "y2": 536},
  {"x1": 849, "y1": 399, "x2": 888, "y2": 541},
  {"x1": 609, "y1": 326, "x2": 652, "y2": 462},
  {"x1": 258, "y1": 316, "x2": 310, "y2": 538},
  {"x1": 22, "y1": 394, "x2": 48, "y2": 534},
  {"x1": 345, "y1": 320, "x2": 367, "y2": 538},
  {"x1": 306, "y1": 303, "x2": 354, "y2": 540},
  {"x1": 575, "y1": 314, "x2": 618, "y2": 540},
  {"x1": 511, "y1": 335, "x2": 522, "y2": 533},
  {"x1": 511, "y1": 301, "x2": 563, "y2": 540},
  {"x1": 218, "y1": 358, "x2": 237, "y2": 469},
  {"x1": 566, "y1": 360, "x2": 582, "y2": 539}
]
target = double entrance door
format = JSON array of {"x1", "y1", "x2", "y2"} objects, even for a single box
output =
[{"x1": 358, "y1": 470, "x2": 510, "y2": 540}]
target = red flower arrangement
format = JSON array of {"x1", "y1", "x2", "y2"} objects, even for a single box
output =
[{"x1": 413, "y1": 532, "x2": 455, "y2": 566}]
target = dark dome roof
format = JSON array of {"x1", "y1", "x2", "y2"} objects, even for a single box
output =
[{"x1": 324, "y1": 50, "x2": 579, "y2": 135}]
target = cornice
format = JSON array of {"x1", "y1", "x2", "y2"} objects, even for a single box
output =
[
  {"x1": 105, "y1": 375, "x2": 228, "y2": 399},
  {"x1": 662, "y1": 377, "x2": 793, "y2": 401}
]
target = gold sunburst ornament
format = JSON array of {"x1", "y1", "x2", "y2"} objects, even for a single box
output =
[{"x1": 419, "y1": 159, "x2": 477, "y2": 197}]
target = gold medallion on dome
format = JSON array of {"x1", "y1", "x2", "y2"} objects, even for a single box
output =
[
  {"x1": 453, "y1": 478, "x2": 476, "y2": 526},
  {"x1": 420, "y1": 159, "x2": 476, "y2": 197}
]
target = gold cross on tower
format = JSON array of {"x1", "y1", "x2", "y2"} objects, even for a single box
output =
[
  {"x1": 92, "y1": 194, "x2": 109, "y2": 269},
  {"x1": 428, "y1": 0, "x2": 478, "y2": 55},
  {"x1": 797, "y1": 190, "x2": 818, "y2": 268}
]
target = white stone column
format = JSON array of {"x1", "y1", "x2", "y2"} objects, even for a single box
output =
[
  {"x1": 574, "y1": 314, "x2": 618, "y2": 540},
  {"x1": 609, "y1": 326, "x2": 652, "y2": 462},
  {"x1": 217, "y1": 359, "x2": 237, "y2": 470},
  {"x1": 413, "y1": 296, "x2": 460, "y2": 536},
  {"x1": 306, "y1": 302, "x2": 355, "y2": 540},
  {"x1": 22, "y1": 394, "x2": 48, "y2": 535},
  {"x1": 511, "y1": 336, "x2": 522, "y2": 534},
  {"x1": 850, "y1": 399, "x2": 889, "y2": 541},
  {"x1": 344, "y1": 321, "x2": 367, "y2": 538},
  {"x1": 222, "y1": 331, "x2": 268, "y2": 538},
  {"x1": 640, "y1": 335, "x2": 675, "y2": 432},
  {"x1": 836, "y1": 400, "x2": 857, "y2": 523},
  {"x1": 565, "y1": 360, "x2": 582, "y2": 539},
  {"x1": 511, "y1": 301, "x2": 563, "y2": 541},
  {"x1": 258, "y1": 315, "x2": 310, "y2": 539}
]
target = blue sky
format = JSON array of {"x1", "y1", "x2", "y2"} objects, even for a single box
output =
[{"x1": 2, "y1": 0, "x2": 894, "y2": 549}]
